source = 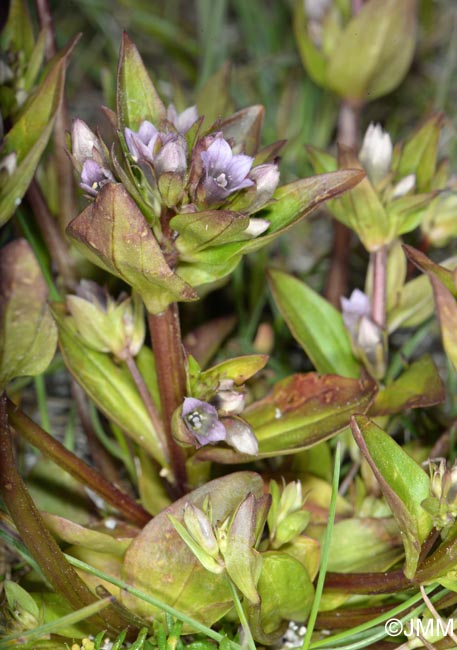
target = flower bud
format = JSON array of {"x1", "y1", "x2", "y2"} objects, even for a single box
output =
[
  {"x1": 66, "y1": 282, "x2": 145, "y2": 360},
  {"x1": 125, "y1": 120, "x2": 159, "y2": 163},
  {"x1": 359, "y1": 123, "x2": 393, "y2": 186},
  {"x1": 244, "y1": 218, "x2": 270, "y2": 238},
  {"x1": 212, "y1": 381, "x2": 246, "y2": 415},
  {"x1": 223, "y1": 416, "x2": 259, "y2": 455},
  {"x1": 154, "y1": 136, "x2": 187, "y2": 175},
  {"x1": 183, "y1": 502, "x2": 219, "y2": 557},
  {"x1": 71, "y1": 119, "x2": 102, "y2": 167},
  {"x1": 0, "y1": 152, "x2": 17, "y2": 177},
  {"x1": 247, "y1": 163, "x2": 280, "y2": 212}
]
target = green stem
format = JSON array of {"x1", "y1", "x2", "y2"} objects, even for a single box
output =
[
  {"x1": 371, "y1": 246, "x2": 387, "y2": 329},
  {"x1": 34, "y1": 374, "x2": 50, "y2": 432},
  {"x1": 227, "y1": 577, "x2": 257, "y2": 650},
  {"x1": 148, "y1": 303, "x2": 188, "y2": 494},
  {"x1": 124, "y1": 351, "x2": 168, "y2": 457},
  {"x1": 0, "y1": 393, "x2": 126, "y2": 635},
  {"x1": 7, "y1": 399, "x2": 150, "y2": 527},
  {"x1": 65, "y1": 554, "x2": 242, "y2": 650},
  {"x1": 302, "y1": 442, "x2": 341, "y2": 650}
]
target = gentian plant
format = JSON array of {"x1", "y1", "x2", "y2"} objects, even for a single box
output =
[{"x1": 1, "y1": 1, "x2": 457, "y2": 649}]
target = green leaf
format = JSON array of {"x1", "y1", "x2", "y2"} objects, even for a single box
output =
[
  {"x1": 0, "y1": 239, "x2": 57, "y2": 389},
  {"x1": 370, "y1": 355, "x2": 445, "y2": 415},
  {"x1": 41, "y1": 513, "x2": 133, "y2": 556},
  {"x1": 171, "y1": 210, "x2": 250, "y2": 255},
  {"x1": 327, "y1": 0, "x2": 417, "y2": 101},
  {"x1": 403, "y1": 245, "x2": 457, "y2": 298},
  {"x1": 333, "y1": 146, "x2": 390, "y2": 250},
  {"x1": 1, "y1": 0, "x2": 35, "y2": 59},
  {"x1": 268, "y1": 268, "x2": 359, "y2": 377},
  {"x1": 196, "y1": 373, "x2": 376, "y2": 463},
  {"x1": 116, "y1": 32, "x2": 166, "y2": 130},
  {"x1": 326, "y1": 518, "x2": 402, "y2": 573},
  {"x1": 256, "y1": 552, "x2": 314, "y2": 634},
  {"x1": 396, "y1": 114, "x2": 443, "y2": 192},
  {"x1": 0, "y1": 39, "x2": 76, "y2": 226},
  {"x1": 351, "y1": 416, "x2": 433, "y2": 578},
  {"x1": 66, "y1": 183, "x2": 198, "y2": 314},
  {"x1": 52, "y1": 304, "x2": 167, "y2": 466},
  {"x1": 387, "y1": 274, "x2": 434, "y2": 332},
  {"x1": 293, "y1": 0, "x2": 327, "y2": 87},
  {"x1": 122, "y1": 473, "x2": 264, "y2": 628},
  {"x1": 191, "y1": 355, "x2": 269, "y2": 399}
]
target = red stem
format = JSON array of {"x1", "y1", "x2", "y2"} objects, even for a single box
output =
[
  {"x1": 7, "y1": 399, "x2": 151, "y2": 528},
  {"x1": 148, "y1": 304, "x2": 188, "y2": 494},
  {"x1": 0, "y1": 394, "x2": 127, "y2": 634}
]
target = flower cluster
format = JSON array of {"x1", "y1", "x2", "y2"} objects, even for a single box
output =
[{"x1": 71, "y1": 104, "x2": 279, "y2": 234}]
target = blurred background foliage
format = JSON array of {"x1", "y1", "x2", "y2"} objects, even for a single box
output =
[{"x1": 41, "y1": 0, "x2": 457, "y2": 177}]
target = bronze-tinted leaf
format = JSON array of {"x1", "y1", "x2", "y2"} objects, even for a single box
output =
[
  {"x1": 195, "y1": 373, "x2": 376, "y2": 463},
  {"x1": 66, "y1": 184, "x2": 198, "y2": 314},
  {"x1": 370, "y1": 355, "x2": 445, "y2": 416},
  {"x1": 121, "y1": 472, "x2": 264, "y2": 627},
  {"x1": 403, "y1": 245, "x2": 457, "y2": 298}
]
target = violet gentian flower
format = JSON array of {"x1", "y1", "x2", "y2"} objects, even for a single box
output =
[
  {"x1": 340, "y1": 289, "x2": 371, "y2": 339},
  {"x1": 182, "y1": 397, "x2": 227, "y2": 446},
  {"x1": 167, "y1": 104, "x2": 199, "y2": 134},
  {"x1": 125, "y1": 120, "x2": 159, "y2": 163},
  {"x1": 201, "y1": 133, "x2": 254, "y2": 205},
  {"x1": 80, "y1": 159, "x2": 115, "y2": 196}
]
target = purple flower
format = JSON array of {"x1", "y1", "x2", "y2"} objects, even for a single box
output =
[
  {"x1": 201, "y1": 134, "x2": 254, "y2": 205},
  {"x1": 340, "y1": 289, "x2": 371, "y2": 339},
  {"x1": 71, "y1": 119, "x2": 101, "y2": 166},
  {"x1": 80, "y1": 159, "x2": 115, "y2": 196},
  {"x1": 167, "y1": 104, "x2": 199, "y2": 134},
  {"x1": 182, "y1": 397, "x2": 227, "y2": 447},
  {"x1": 125, "y1": 121, "x2": 159, "y2": 163}
]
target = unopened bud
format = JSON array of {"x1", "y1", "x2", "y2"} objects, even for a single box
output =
[
  {"x1": 183, "y1": 502, "x2": 219, "y2": 557},
  {"x1": 359, "y1": 123, "x2": 393, "y2": 186}
]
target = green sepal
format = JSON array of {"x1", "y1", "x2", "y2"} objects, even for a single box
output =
[{"x1": 116, "y1": 32, "x2": 166, "y2": 131}]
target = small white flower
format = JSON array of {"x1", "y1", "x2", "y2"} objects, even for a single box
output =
[
  {"x1": 244, "y1": 218, "x2": 270, "y2": 238},
  {"x1": 359, "y1": 123, "x2": 393, "y2": 186}
]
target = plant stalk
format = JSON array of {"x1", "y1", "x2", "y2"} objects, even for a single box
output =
[
  {"x1": 0, "y1": 394, "x2": 127, "y2": 634},
  {"x1": 7, "y1": 398, "x2": 151, "y2": 527},
  {"x1": 148, "y1": 303, "x2": 188, "y2": 493},
  {"x1": 325, "y1": 100, "x2": 361, "y2": 308},
  {"x1": 124, "y1": 351, "x2": 168, "y2": 457},
  {"x1": 26, "y1": 179, "x2": 77, "y2": 290},
  {"x1": 371, "y1": 246, "x2": 387, "y2": 328},
  {"x1": 36, "y1": 0, "x2": 77, "y2": 230}
]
